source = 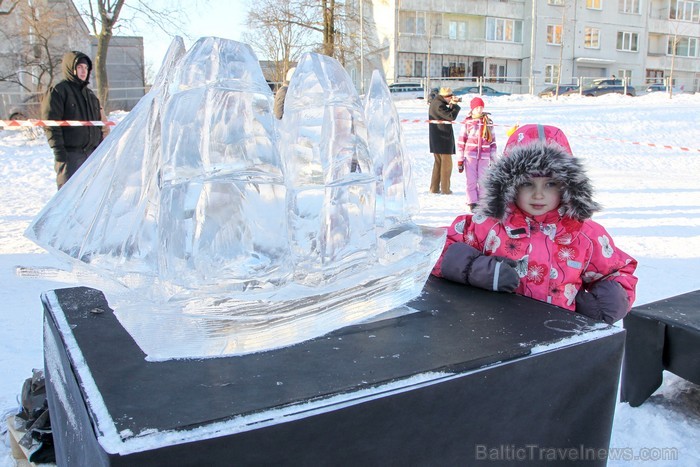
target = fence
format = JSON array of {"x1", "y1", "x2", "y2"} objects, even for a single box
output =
[
  {"x1": 389, "y1": 75, "x2": 698, "y2": 98},
  {"x1": 4, "y1": 73, "x2": 697, "y2": 120},
  {"x1": 0, "y1": 86, "x2": 148, "y2": 119}
]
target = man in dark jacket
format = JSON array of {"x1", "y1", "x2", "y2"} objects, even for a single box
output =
[
  {"x1": 428, "y1": 87, "x2": 461, "y2": 194},
  {"x1": 42, "y1": 51, "x2": 104, "y2": 189}
]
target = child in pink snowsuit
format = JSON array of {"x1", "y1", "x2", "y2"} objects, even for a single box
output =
[
  {"x1": 456, "y1": 97, "x2": 497, "y2": 212},
  {"x1": 432, "y1": 124, "x2": 638, "y2": 324}
]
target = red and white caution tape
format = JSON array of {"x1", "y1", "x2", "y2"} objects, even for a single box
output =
[
  {"x1": 0, "y1": 119, "x2": 115, "y2": 127},
  {"x1": 4, "y1": 118, "x2": 698, "y2": 153},
  {"x1": 401, "y1": 119, "x2": 700, "y2": 153},
  {"x1": 571, "y1": 134, "x2": 700, "y2": 153}
]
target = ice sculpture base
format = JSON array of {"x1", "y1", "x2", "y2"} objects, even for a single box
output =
[
  {"x1": 114, "y1": 225, "x2": 445, "y2": 360},
  {"x1": 42, "y1": 278, "x2": 624, "y2": 466}
]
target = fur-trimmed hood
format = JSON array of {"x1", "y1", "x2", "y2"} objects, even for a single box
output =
[{"x1": 478, "y1": 142, "x2": 601, "y2": 221}]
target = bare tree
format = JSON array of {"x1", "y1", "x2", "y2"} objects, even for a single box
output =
[
  {"x1": 0, "y1": 0, "x2": 19, "y2": 15},
  {"x1": 244, "y1": 0, "x2": 367, "y2": 70},
  {"x1": 322, "y1": 0, "x2": 335, "y2": 57},
  {"x1": 665, "y1": 21, "x2": 693, "y2": 99},
  {"x1": 77, "y1": 0, "x2": 187, "y2": 112},
  {"x1": 243, "y1": 0, "x2": 319, "y2": 84},
  {"x1": 331, "y1": 0, "x2": 371, "y2": 67},
  {"x1": 82, "y1": 0, "x2": 126, "y2": 113},
  {"x1": 0, "y1": 0, "x2": 86, "y2": 93},
  {"x1": 321, "y1": 0, "x2": 369, "y2": 65},
  {"x1": 554, "y1": 9, "x2": 566, "y2": 99}
]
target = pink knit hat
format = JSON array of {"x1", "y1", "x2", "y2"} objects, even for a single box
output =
[
  {"x1": 503, "y1": 124, "x2": 572, "y2": 156},
  {"x1": 470, "y1": 97, "x2": 485, "y2": 110}
]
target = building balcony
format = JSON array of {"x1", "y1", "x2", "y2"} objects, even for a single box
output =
[{"x1": 398, "y1": 36, "x2": 522, "y2": 59}]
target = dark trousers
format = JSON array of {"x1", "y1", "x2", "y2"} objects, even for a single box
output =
[{"x1": 55, "y1": 150, "x2": 90, "y2": 189}]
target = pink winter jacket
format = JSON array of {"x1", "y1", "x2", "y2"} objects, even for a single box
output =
[
  {"x1": 456, "y1": 115, "x2": 497, "y2": 162},
  {"x1": 432, "y1": 207, "x2": 638, "y2": 312}
]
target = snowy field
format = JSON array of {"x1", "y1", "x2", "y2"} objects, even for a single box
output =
[{"x1": 1, "y1": 92, "x2": 699, "y2": 465}]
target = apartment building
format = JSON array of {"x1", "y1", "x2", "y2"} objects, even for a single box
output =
[
  {"x1": 646, "y1": 0, "x2": 700, "y2": 87},
  {"x1": 351, "y1": 0, "x2": 699, "y2": 94}
]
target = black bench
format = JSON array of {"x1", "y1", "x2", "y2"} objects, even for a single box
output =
[{"x1": 620, "y1": 289, "x2": 700, "y2": 407}]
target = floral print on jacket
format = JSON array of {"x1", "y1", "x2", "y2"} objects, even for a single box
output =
[{"x1": 432, "y1": 206, "x2": 638, "y2": 312}]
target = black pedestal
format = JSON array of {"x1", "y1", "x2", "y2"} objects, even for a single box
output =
[
  {"x1": 620, "y1": 289, "x2": 700, "y2": 407},
  {"x1": 43, "y1": 277, "x2": 625, "y2": 466}
]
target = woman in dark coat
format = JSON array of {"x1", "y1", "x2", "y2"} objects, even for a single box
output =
[{"x1": 428, "y1": 87, "x2": 461, "y2": 194}]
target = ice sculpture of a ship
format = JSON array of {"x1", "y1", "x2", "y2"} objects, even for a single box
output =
[{"x1": 26, "y1": 37, "x2": 446, "y2": 360}]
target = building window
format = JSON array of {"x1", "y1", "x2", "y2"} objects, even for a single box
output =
[
  {"x1": 400, "y1": 11, "x2": 427, "y2": 35},
  {"x1": 671, "y1": 1, "x2": 700, "y2": 22},
  {"x1": 400, "y1": 12, "x2": 415, "y2": 34},
  {"x1": 416, "y1": 13, "x2": 426, "y2": 36},
  {"x1": 668, "y1": 36, "x2": 698, "y2": 57},
  {"x1": 587, "y1": 0, "x2": 602, "y2": 9},
  {"x1": 488, "y1": 63, "x2": 506, "y2": 81},
  {"x1": 414, "y1": 60, "x2": 424, "y2": 77},
  {"x1": 617, "y1": 69, "x2": 632, "y2": 80},
  {"x1": 584, "y1": 27, "x2": 601, "y2": 48},
  {"x1": 545, "y1": 65, "x2": 560, "y2": 84},
  {"x1": 619, "y1": 0, "x2": 640, "y2": 14},
  {"x1": 547, "y1": 25, "x2": 563, "y2": 45},
  {"x1": 400, "y1": 59, "x2": 412, "y2": 77},
  {"x1": 449, "y1": 21, "x2": 467, "y2": 40},
  {"x1": 486, "y1": 17, "x2": 523, "y2": 43},
  {"x1": 646, "y1": 69, "x2": 664, "y2": 84},
  {"x1": 548, "y1": 0, "x2": 565, "y2": 4},
  {"x1": 617, "y1": 31, "x2": 639, "y2": 51}
]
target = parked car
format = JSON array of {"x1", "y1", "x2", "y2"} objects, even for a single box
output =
[
  {"x1": 388, "y1": 82, "x2": 425, "y2": 100},
  {"x1": 452, "y1": 85, "x2": 510, "y2": 97},
  {"x1": 388, "y1": 83, "x2": 424, "y2": 93},
  {"x1": 645, "y1": 84, "x2": 686, "y2": 94},
  {"x1": 538, "y1": 84, "x2": 579, "y2": 97},
  {"x1": 562, "y1": 79, "x2": 636, "y2": 97}
]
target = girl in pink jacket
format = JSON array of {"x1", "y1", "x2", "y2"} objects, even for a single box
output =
[
  {"x1": 456, "y1": 97, "x2": 497, "y2": 212},
  {"x1": 432, "y1": 124, "x2": 638, "y2": 324}
]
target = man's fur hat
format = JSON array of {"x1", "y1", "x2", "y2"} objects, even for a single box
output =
[{"x1": 479, "y1": 125, "x2": 601, "y2": 221}]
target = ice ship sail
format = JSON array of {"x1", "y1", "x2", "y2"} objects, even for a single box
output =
[
  {"x1": 364, "y1": 69, "x2": 419, "y2": 227},
  {"x1": 157, "y1": 37, "x2": 290, "y2": 293},
  {"x1": 280, "y1": 53, "x2": 376, "y2": 285}
]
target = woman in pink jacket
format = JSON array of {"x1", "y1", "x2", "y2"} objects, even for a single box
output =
[
  {"x1": 432, "y1": 124, "x2": 638, "y2": 324},
  {"x1": 456, "y1": 97, "x2": 497, "y2": 212}
]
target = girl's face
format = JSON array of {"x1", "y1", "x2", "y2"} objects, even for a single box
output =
[
  {"x1": 515, "y1": 176, "x2": 562, "y2": 217},
  {"x1": 471, "y1": 106, "x2": 483, "y2": 117}
]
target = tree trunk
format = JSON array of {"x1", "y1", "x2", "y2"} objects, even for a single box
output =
[
  {"x1": 322, "y1": 0, "x2": 335, "y2": 57},
  {"x1": 94, "y1": 30, "x2": 111, "y2": 113},
  {"x1": 90, "y1": 0, "x2": 126, "y2": 114}
]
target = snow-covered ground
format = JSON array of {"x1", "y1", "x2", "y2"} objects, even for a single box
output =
[{"x1": 1, "y1": 92, "x2": 699, "y2": 465}]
